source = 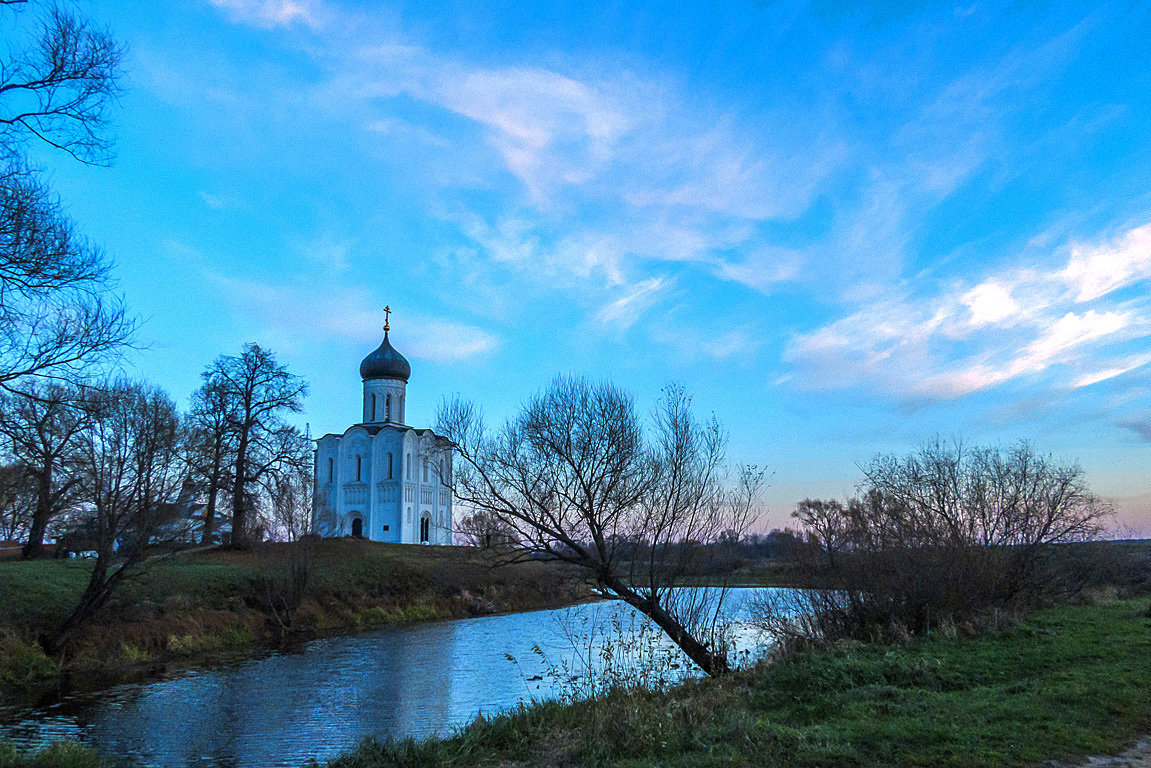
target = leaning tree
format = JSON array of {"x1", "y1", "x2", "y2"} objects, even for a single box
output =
[
  {"x1": 438, "y1": 377, "x2": 764, "y2": 677},
  {"x1": 43, "y1": 379, "x2": 186, "y2": 654}
]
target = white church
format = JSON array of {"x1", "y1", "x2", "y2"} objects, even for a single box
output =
[{"x1": 312, "y1": 312, "x2": 454, "y2": 544}]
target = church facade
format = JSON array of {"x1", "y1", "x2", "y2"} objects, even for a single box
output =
[{"x1": 312, "y1": 319, "x2": 454, "y2": 544}]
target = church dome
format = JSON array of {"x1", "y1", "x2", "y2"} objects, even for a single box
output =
[{"x1": 360, "y1": 331, "x2": 411, "y2": 382}]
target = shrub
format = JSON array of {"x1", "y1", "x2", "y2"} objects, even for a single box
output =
[{"x1": 758, "y1": 439, "x2": 1113, "y2": 646}]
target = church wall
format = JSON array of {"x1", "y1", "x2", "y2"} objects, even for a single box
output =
[
  {"x1": 370, "y1": 429, "x2": 404, "y2": 542},
  {"x1": 339, "y1": 427, "x2": 372, "y2": 536}
]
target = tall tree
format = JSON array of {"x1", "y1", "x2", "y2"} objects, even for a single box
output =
[
  {"x1": 0, "y1": 380, "x2": 89, "y2": 558},
  {"x1": 438, "y1": 378, "x2": 763, "y2": 677},
  {"x1": 206, "y1": 344, "x2": 307, "y2": 548},
  {"x1": 44, "y1": 379, "x2": 185, "y2": 654},
  {"x1": 184, "y1": 373, "x2": 236, "y2": 545}
]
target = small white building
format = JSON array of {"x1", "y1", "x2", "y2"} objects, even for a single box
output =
[{"x1": 312, "y1": 319, "x2": 454, "y2": 544}]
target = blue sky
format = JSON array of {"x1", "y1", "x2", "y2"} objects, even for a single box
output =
[{"x1": 17, "y1": 0, "x2": 1151, "y2": 532}]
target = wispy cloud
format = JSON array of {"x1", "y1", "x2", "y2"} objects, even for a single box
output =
[
  {"x1": 198, "y1": 190, "x2": 245, "y2": 210},
  {"x1": 786, "y1": 221, "x2": 1151, "y2": 401},
  {"x1": 205, "y1": 271, "x2": 500, "y2": 362},
  {"x1": 208, "y1": 0, "x2": 844, "y2": 323},
  {"x1": 596, "y1": 277, "x2": 673, "y2": 329},
  {"x1": 1062, "y1": 224, "x2": 1151, "y2": 302},
  {"x1": 209, "y1": 0, "x2": 324, "y2": 29}
]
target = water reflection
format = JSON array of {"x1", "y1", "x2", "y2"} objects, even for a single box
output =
[{"x1": 0, "y1": 588, "x2": 782, "y2": 767}]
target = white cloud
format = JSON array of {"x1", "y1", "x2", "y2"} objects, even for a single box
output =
[
  {"x1": 208, "y1": 0, "x2": 842, "y2": 328},
  {"x1": 785, "y1": 222, "x2": 1151, "y2": 402},
  {"x1": 1025, "y1": 310, "x2": 1129, "y2": 363},
  {"x1": 715, "y1": 248, "x2": 802, "y2": 294},
  {"x1": 596, "y1": 277, "x2": 672, "y2": 329},
  {"x1": 1072, "y1": 353, "x2": 1151, "y2": 389},
  {"x1": 209, "y1": 0, "x2": 324, "y2": 29},
  {"x1": 198, "y1": 191, "x2": 245, "y2": 210},
  {"x1": 961, "y1": 280, "x2": 1019, "y2": 326},
  {"x1": 1062, "y1": 223, "x2": 1151, "y2": 302}
]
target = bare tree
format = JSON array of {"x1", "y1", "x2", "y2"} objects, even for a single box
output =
[
  {"x1": 0, "y1": 380, "x2": 89, "y2": 558},
  {"x1": 758, "y1": 439, "x2": 1114, "y2": 644},
  {"x1": 456, "y1": 509, "x2": 519, "y2": 549},
  {"x1": 0, "y1": 159, "x2": 133, "y2": 395},
  {"x1": 0, "y1": 3, "x2": 130, "y2": 395},
  {"x1": 266, "y1": 431, "x2": 315, "y2": 543},
  {"x1": 184, "y1": 373, "x2": 236, "y2": 545},
  {"x1": 0, "y1": 460, "x2": 34, "y2": 540},
  {"x1": 43, "y1": 379, "x2": 186, "y2": 654},
  {"x1": 260, "y1": 439, "x2": 317, "y2": 633},
  {"x1": 205, "y1": 343, "x2": 307, "y2": 548},
  {"x1": 1, "y1": 2, "x2": 124, "y2": 164},
  {"x1": 438, "y1": 378, "x2": 763, "y2": 677},
  {"x1": 792, "y1": 498, "x2": 849, "y2": 568}
]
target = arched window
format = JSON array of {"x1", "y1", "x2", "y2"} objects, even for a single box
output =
[
  {"x1": 328, "y1": 457, "x2": 333, "y2": 483},
  {"x1": 385, "y1": 394, "x2": 391, "y2": 422},
  {"x1": 439, "y1": 457, "x2": 445, "y2": 484},
  {"x1": 387, "y1": 452, "x2": 393, "y2": 480},
  {"x1": 355, "y1": 455, "x2": 362, "y2": 482},
  {"x1": 420, "y1": 516, "x2": 430, "y2": 543},
  {"x1": 423, "y1": 457, "x2": 428, "y2": 482},
  {"x1": 399, "y1": 395, "x2": 404, "y2": 422},
  {"x1": 406, "y1": 453, "x2": 411, "y2": 480}
]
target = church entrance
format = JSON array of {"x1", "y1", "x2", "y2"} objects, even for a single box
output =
[
  {"x1": 420, "y1": 516, "x2": 430, "y2": 543},
  {"x1": 352, "y1": 517, "x2": 363, "y2": 538}
]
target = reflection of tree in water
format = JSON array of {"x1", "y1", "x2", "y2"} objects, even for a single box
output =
[{"x1": 2, "y1": 625, "x2": 457, "y2": 767}]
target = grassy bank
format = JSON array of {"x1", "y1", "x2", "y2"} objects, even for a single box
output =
[
  {"x1": 0, "y1": 539, "x2": 585, "y2": 693},
  {"x1": 324, "y1": 597, "x2": 1151, "y2": 768},
  {"x1": 0, "y1": 741, "x2": 104, "y2": 768}
]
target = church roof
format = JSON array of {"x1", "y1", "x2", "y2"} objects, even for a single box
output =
[
  {"x1": 360, "y1": 330, "x2": 411, "y2": 382},
  {"x1": 317, "y1": 424, "x2": 455, "y2": 446}
]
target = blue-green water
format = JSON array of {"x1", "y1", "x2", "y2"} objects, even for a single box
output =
[{"x1": 0, "y1": 587, "x2": 784, "y2": 767}]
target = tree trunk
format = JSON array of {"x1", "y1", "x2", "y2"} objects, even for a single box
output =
[
  {"x1": 604, "y1": 575, "x2": 730, "y2": 677},
  {"x1": 21, "y1": 469, "x2": 52, "y2": 560},
  {"x1": 201, "y1": 466, "x2": 220, "y2": 546},
  {"x1": 41, "y1": 554, "x2": 111, "y2": 655},
  {"x1": 230, "y1": 432, "x2": 249, "y2": 548}
]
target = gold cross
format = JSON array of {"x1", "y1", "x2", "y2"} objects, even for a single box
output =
[{"x1": 384, "y1": 305, "x2": 391, "y2": 332}]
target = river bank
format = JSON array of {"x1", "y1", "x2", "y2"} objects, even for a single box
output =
[
  {"x1": 322, "y1": 597, "x2": 1151, "y2": 768},
  {"x1": 0, "y1": 539, "x2": 587, "y2": 697}
]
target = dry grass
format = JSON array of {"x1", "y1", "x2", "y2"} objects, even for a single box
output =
[{"x1": 0, "y1": 539, "x2": 586, "y2": 691}]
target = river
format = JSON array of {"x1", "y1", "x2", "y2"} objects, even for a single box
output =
[{"x1": 0, "y1": 587, "x2": 785, "y2": 767}]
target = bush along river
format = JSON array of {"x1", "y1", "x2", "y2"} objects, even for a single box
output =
[{"x1": 0, "y1": 587, "x2": 782, "y2": 767}]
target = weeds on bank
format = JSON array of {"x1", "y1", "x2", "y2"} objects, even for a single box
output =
[{"x1": 0, "y1": 741, "x2": 104, "y2": 768}]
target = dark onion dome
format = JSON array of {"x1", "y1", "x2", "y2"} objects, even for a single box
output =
[{"x1": 360, "y1": 331, "x2": 411, "y2": 381}]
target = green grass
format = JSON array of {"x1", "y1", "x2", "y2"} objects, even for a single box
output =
[
  {"x1": 0, "y1": 741, "x2": 104, "y2": 768},
  {"x1": 323, "y1": 598, "x2": 1151, "y2": 768},
  {"x1": 0, "y1": 539, "x2": 585, "y2": 691}
]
